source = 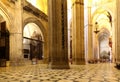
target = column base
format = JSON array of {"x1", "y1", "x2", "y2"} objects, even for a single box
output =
[
  {"x1": 10, "y1": 59, "x2": 25, "y2": 66},
  {"x1": 73, "y1": 58, "x2": 86, "y2": 65},
  {"x1": 48, "y1": 62, "x2": 70, "y2": 69},
  {"x1": 74, "y1": 61, "x2": 86, "y2": 65}
]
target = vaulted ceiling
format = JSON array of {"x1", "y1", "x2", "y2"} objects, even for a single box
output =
[
  {"x1": 26, "y1": 0, "x2": 47, "y2": 14},
  {"x1": 26, "y1": 0, "x2": 72, "y2": 15}
]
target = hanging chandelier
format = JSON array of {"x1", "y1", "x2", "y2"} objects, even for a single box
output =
[{"x1": 94, "y1": 22, "x2": 100, "y2": 34}]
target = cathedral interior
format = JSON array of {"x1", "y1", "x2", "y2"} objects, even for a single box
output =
[{"x1": 0, "y1": 0, "x2": 120, "y2": 82}]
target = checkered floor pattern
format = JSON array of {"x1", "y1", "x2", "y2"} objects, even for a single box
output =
[{"x1": 0, "y1": 63, "x2": 120, "y2": 82}]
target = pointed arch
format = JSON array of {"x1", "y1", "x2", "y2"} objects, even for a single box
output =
[{"x1": 23, "y1": 17, "x2": 47, "y2": 42}]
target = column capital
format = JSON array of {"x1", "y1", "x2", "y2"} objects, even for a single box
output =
[{"x1": 72, "y1": 1, "x2": 84, "y2": 8}]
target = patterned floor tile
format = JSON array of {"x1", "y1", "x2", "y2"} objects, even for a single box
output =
[
  {"x1": 0, "y1": 63, "x2": 119, "y2": 82},
  {"x1": 75, "y1": 78, "x2": 89, "y2": 82},
  {"x1": 57, "y1": 79, "x2": 73, "y2": 82}
]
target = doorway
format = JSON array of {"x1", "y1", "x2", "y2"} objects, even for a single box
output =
[{"x1": 0, "y1": 21, "x2": 9, "y2": 61}]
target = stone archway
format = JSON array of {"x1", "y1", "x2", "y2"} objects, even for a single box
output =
[
  {"x1": 0, "y1": 3, "x2": 12, "y2": 66},
  {"x1": 92, "y1": 9, "x2": 113, "y2": 62},
  {"x1": 98, "y1": 28, "x2": 111, "y2": 62},
  {"x1": 23, "y1": 18, "x2": 47, "y2": 39},
  {"x1": 23, "y1": 18, "x2": 48, "y2": 64},
  {"x1": 0, "y1": 16, "x2": 10, "y2": 61},
  {"x1": 23, "y1": 23, "x2": 44, "y2": 60}
]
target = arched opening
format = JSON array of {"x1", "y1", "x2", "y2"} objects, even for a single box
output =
[
  {"x1": 0, "y1": 14, "x2": 10, "y2": 66},
  {"x1": 98, "y1": 28, "x2": 111, "y2": 62},
  {"x1": 23, "y1": 23, "x2": 44, "y2": 61},
  {"x1": 92, "y1": 10, "x2": 113, "y2": 63}
]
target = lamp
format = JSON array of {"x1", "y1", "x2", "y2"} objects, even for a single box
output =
[{"x1": 94, "y1": 22, "x2": 100, "y2": 34}]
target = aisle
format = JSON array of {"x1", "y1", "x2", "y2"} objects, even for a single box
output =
[{"x1": 0, "y1": 63, "x2": 119, "y2": 82}]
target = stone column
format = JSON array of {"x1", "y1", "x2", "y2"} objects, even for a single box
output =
[
  {"x1": 48, "y1": 0, "x2": 70, "y2": 69},
  {"x1": 116, "y1": 0, "x2": 120, "y2": 64},
  {"x1": 88, "y1": 7, "x2": 94, "y2": 61},
  {"x1": 10, "y1": 0, "x2": 23, "y2": 66},
  {"x1": 72, "y1": 0, "x2": 85, "y2": 65}
]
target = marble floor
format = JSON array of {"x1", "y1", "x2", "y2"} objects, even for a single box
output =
[{"x1": 0, "y1": 63, "x2": 120, "y2": 82}]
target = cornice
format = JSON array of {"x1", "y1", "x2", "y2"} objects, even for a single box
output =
[{"x1": 23, "y1": 1, "x2": 48, "y2": 22}]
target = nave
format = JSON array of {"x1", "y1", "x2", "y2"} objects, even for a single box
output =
[{"x1": 0, "y1": 63, "x2": 119, "y2": 82}]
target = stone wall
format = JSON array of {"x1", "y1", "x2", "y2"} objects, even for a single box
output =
[{"x1": 0, "y1": 0, "x2": 48, "y2": 66}]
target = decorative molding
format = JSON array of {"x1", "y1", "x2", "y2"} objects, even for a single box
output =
[
  {"x1": 8, "y1": 0, "x2": 17, "y2": 4},
  {"x1": 72, "y1": 1, "x2": 84, "y2": 7},
  {"x1": 23, "y1": 1, "x2": 48, "y2": 22}
]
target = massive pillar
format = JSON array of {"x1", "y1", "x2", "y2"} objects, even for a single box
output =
[
  {"x1": 10, "y1": 0, "x2": 23, "y2": 66},
  {"x1": 48, "y1": 0, "x2": 70, "y2": 69},
  {"x1": 116, "y1": 0, "x2": 120, "y2": 65},
  {"x1": 72, "y1": 0, "x2": 85, "y2": 65}
]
